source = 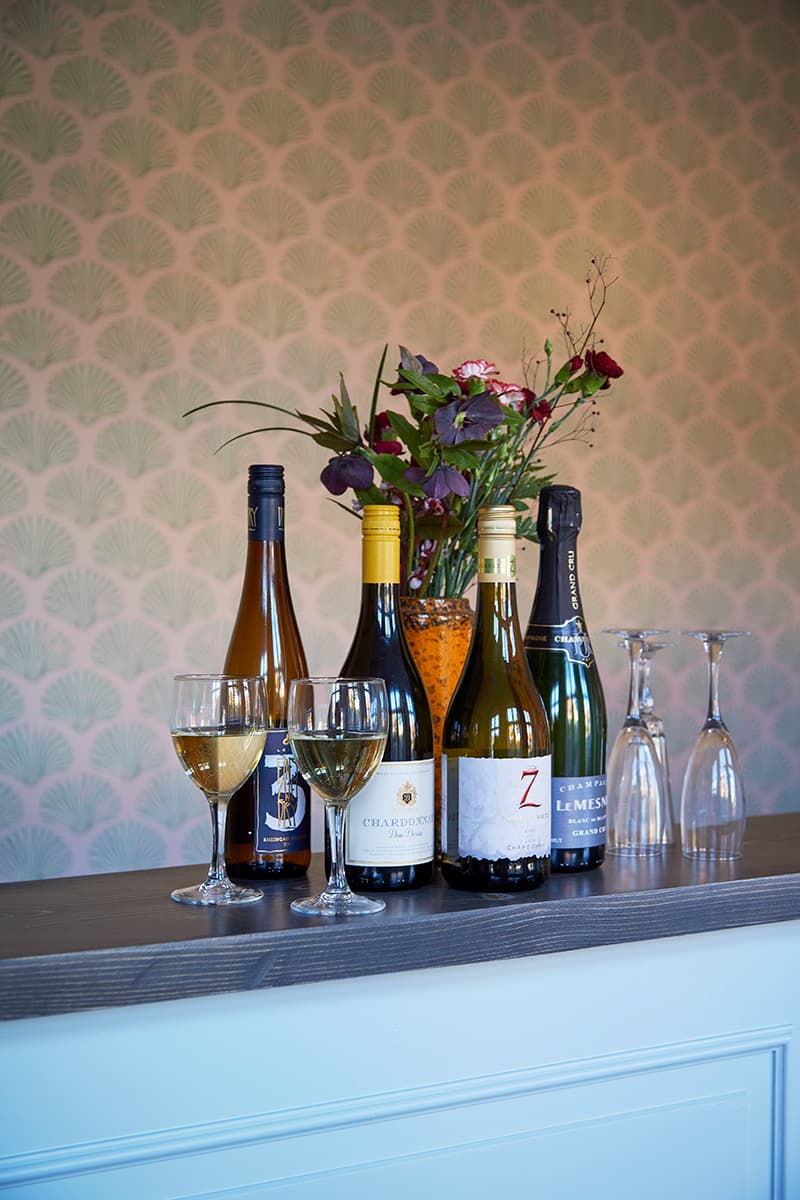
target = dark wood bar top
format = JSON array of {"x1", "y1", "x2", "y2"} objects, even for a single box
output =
[{"x1": 1, "y1": 813, "x2": 798, "y2": 1020}]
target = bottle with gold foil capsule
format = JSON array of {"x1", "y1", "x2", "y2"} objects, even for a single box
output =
[
  {"x1": 524, "y1": 485, "x2": 607, "y2": 872},
  {"x1": 441, "y1": 506, "x2": 552, "y2": 892},
  {"x1": 338, "y1": 505, "x2": 435, "y2": 890},
  {"x1": 223, "y1": 465, "x2": 310, "y2": 880}
]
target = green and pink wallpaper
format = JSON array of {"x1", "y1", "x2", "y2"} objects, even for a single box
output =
[{"x1": 0, "y1": 0, "x2": 797, "y2": 879}]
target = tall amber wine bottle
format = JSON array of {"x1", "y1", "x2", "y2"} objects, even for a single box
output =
[
  {"x1": 524, "y1": 485, "x2": 607, "y2": 873},
  {"x1": 441, "y1": 506, "x2": 551, "y2": 892},
  {"x1": 339, "y1": 506, "x2": 435, "y2": 890},
  {"x1": 223, "y1": 465, "x2": 310, "y2": 879}
]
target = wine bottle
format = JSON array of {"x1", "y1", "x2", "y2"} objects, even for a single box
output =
[
  {"x1": 338, "y1": 505, "x2": 435, "y2": 890},
  {"x1": 441, "y1": 506, "x2": 551, "y2": 892},
  {"x1": 524, "y1": 485, "x2": 607, "y2": 873},
  {"x1": 223, "y1": 465, "x2": 311, "y2": 879}
]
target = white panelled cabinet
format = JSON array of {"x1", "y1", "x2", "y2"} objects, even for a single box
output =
[{"x1": 1, "y1": 816, "x2": 798, "y2": 1200}]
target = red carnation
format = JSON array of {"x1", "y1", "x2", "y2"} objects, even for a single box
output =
[{"x1": 585, "y1": 349, "x2": 623, "y2": 379}]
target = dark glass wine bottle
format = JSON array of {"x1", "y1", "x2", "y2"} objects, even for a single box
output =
[
  {"x1": 441, "y1": 506, "x2": 551, "y2": 892},
  {"x1": 223, "y1": 465, "x2": 311, "y2": 880},
  {"x1": 338, "y1": 505, "x2": 435, "y2": 890},
  {"x1": 524, "y1": 484, "x2": 607, "y2": 873}
]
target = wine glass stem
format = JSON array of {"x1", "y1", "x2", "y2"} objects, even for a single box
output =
[
  {"x1": 705, "y1": 639, "x2": 723, "y2": 725},
  {"x1": 626, "y1": 638, "x2": 644, "y2": 723},
  {"x1": 325, "y1": 802, "x2": 349, "y2": 896},
  {"x1": 205, "y1": 795, "x2": 232, "y2": 888}
]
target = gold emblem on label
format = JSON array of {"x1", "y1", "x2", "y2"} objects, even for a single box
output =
[{"x1": 398, "y1": 781, "x2": 417, "y2": 806}]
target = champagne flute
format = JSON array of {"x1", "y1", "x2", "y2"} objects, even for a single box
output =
[
  {"x1": 603, "y1": 629, "x2": 669, "y2": 856},
  {"x1": 288, "y1": 677, "x2": 388, "y2": 916},
  {"x1": 170, "y1": 674, "x2": 267, "y2": 906},
  {"x1": 639, "y1": 640, "x2": 675, "y2": 845},
  {"x1": 680, "y1": 630, "x2": 750, "y2": 861}
]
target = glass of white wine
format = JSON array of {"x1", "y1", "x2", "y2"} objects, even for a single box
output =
[
  {"x1": 288, "y1": 677, "x2": 388, "y2": 916},
  {"x1": 170, "y1": 674, "x2": 267, "y2": 906}
]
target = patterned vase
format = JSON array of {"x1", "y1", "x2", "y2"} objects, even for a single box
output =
[{"x1": 399, "y1": 596, "x2": 474, "y2": 859}]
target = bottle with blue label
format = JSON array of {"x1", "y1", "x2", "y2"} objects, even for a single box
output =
[
  {"x1": 224, "y1": 465, "x2": 310, "y2": 879},
  {"x1": 524, "y1": 485, "x2": 607, "y2": 873}
]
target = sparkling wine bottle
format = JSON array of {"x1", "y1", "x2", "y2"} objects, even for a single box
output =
[
  {"x1": 223, "y1": 465, "x2": 310, "y2": 879},
  {"x1": 338, "y1": 505, "x2": 435, "y2": 890},
  {"x1": 524, "y1": 485, "x2": 607, "y2": 872},
  {"x1": 441, "y1": 506, "x2": 551, "y2": 892}
]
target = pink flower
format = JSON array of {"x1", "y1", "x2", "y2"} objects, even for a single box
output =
[
  {"x1": 452, "y1": 359, "x2": 499, "y2": 388},
  {"x1": 487, "y1": 379, "x2": 535, "y2": 413}
]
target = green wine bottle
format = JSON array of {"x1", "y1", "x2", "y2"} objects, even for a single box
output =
[
  {"x1": 524, "y1": 485, "x2": 607, "y2": 873},
  {"x1": 441, "y1": 506, "x2": 551, "y2": 892}
]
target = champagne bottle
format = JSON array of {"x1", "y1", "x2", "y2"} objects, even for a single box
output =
[
  {"x1": 524, "y1": 485, "x2": 607, "y2": 873},
  {"x1": 223, "y1": 465, "x2": 310, "y2": 879},
  {"x1": 338, "y1": 505, "x2": 435, "y2": 890},
  {"x1": 441, "y1": 506, "x2": 551, "y2": 892}
]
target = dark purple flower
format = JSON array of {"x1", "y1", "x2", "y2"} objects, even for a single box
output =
[
  {"x1": 433, "y1": 391, "x2": 504, "y2": 446},
  {"x1": 405, "y1": 463, "x2": 470, "y2": 500},
  {"x1": 320, "y1": 454, "x2": 373, "y2": 496}
]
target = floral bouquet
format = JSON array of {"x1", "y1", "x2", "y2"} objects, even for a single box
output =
[{"x1": 199, "y1": 260, "x2": 623, "y2": 598}]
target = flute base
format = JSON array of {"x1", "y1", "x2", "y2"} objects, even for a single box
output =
[
  {"x1": 291, "y1": 890, "x2": 386, "y2": 916},
  {"x1": 171, "y1": 880, "x2": 263, "y2": 906}
]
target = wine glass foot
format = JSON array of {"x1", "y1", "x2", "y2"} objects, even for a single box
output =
[
  {"x1": 608, "y1": 844, "x2": 665, "y2": 858},
  {"x1": 171, "y1": 880, "x2": 263, "y2": 906},
  {"x1": 290, "y1": 890, "x2": 386, "y2": 917}
]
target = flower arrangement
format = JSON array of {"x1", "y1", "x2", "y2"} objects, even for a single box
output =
[{"x1": 201, "y1": 260, "x2": 623, "y2": 598}]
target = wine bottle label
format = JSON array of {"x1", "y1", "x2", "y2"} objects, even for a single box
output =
[
  {"x1": 345, "y1": 758, "x2": 434, "y2": 866},
  {"x1": 248, "y1": 496, "x2": 284, "y2": 542},
  {"x1": 525, "y1": 616, "x2": 595, "y2": 666},
  {"x1": 441, "y1": 754, "x2": 551, "y2": 860},
  {"x1": 253, "y1": 729, "x2": 310, "y2": 853},
  {"x1": 552, "y1": 774, "x2": 607, "y2": 849}
]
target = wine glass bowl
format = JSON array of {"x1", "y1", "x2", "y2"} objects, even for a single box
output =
[
  {"x1": 170, "y1": 674, "x2": 267, "y2": 906},
  {"x1": 288, "y1": 677, "x2": 389, "y2": 916},
  {"x1": 680, "y1": 630, "x2": 750, "y2": 861},
  {"x1": 603, "y1": 630, "x2": 670, "y2": 857},
  {"x1": 639, "y1": 640, "x2": 675, "y2": 846}
]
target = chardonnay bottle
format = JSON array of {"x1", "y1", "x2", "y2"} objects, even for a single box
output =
[
  {"x1": 524, "y1": 485, "x2": 607, "y2": 873},
  {"x1": 339, "y1": 505, "x2": 435, "y2": 890},
  {"x1": 441, "y1": 506, "x2": 551, "y2": 892},
  {"x1": 223, "y1": 465, "x2": 311, "y2": 879}
]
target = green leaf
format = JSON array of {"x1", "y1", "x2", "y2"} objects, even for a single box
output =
[
  {"x1": 415, "y1": 512, "x2": 464, "y2": 537},
  {"x1": 311, "y1": 431, "x2": 357, "y2": 452},
  {"x1": 385, "y1": 410, "x2": 420, "y2": 455},
  {"x1": 581, "y1": 371, "x2": 606, "y2": 398},
  {"x1": 442, "y1": 445, "x2": 481, "y2": 470},
  {"x1": 333, "y1": 374, "x2": 362, "y2": 442},
  {"x1": 553, "y1": 358, "x2": 578, "y2": 386},
  {"x1": 354, "y1": 485, "x2": 387, "y2": 506}
]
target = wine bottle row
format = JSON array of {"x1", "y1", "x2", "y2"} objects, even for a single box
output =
[{"x1": 222, "y1": 466, "x2": 606, "y2": 893}]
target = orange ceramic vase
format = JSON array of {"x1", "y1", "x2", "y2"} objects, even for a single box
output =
[{"x1": 399, "y1": 596, "x2": 474, "y2": 858}]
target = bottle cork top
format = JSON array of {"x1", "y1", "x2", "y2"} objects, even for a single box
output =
[
  {"x1": 362, "y1": 505, "x2": 400, "y2": 538},
  {"x1": 478, "y1": 505, "x2": 517, "y2": 539},
  {"x1": 248, "y1": 464, "x2": 284, "y2": 495},
  {"x1": 537, "y1": 484, "x2": 582, "y2": 539}
]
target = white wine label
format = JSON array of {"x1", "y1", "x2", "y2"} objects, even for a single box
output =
[
  {"x1": 345, "y1": 758, "x2": 434, "y2": 866},
  {"x1": 254, "y1": 729, "x2": 310, "y2": 854},
  {"x1": 442, "y1": 755, "x2": 551, "y2": 860},
  {"x1": 552, "y1": 774, "x2": 606, "y2": 849}
]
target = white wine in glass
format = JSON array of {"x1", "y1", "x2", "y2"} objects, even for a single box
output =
[
  {"x1": 170, "y1": 674, "x2": 267, "y2": 906},
  {"x1": 288, "y1": 677, "x2": 389, "y2": 916}
]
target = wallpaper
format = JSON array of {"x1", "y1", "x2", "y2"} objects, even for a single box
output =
[{"x1": 0, "y1": 0, "x2": 797, "y2": 881}]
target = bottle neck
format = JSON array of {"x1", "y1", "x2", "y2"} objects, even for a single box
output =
[
  {"x1": 244, "y1": 491, "x2": 290, "y2": 588},
  {"x1": 474, "y1": 579, "x2": 524, "y2": 665},
  {"x1": 531, "y1": 531, "x2": 585, "y2": 623},
  {"x1": 248, "y1": 490, "x2": 284, "y2": 544},
  {"x1": 359, "y1": 532, "x2": 401, "y2": 634}
]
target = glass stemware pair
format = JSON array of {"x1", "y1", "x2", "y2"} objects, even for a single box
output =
[
  {"x1": 169, "y1": 673, "x2": 389, "y2": 915},
  {"x1": 605, "y1": 630, "x2": 749, "y2": 861}
]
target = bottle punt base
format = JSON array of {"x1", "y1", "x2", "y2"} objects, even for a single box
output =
[{"x1": 440, "y1": 854, "x2": 549, "y2": 892}]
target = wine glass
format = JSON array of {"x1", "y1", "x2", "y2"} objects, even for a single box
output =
[
  {"x1": 170, "y1": 674, "x2": 267, "y2": 906},
  {"x1": 640, "y1": 640, "x2": 676, "y2": 846},
  {"x1": 603, "y1": 629, "x2": 670, "y2": 856},
  {"x1": 288, "y1": 677, "x2": 388, "y2": 916},
  {"x1": 680, "y1": 630, "x2": 750, "y2": 861}
]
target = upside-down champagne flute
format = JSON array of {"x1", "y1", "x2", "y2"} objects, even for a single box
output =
[
  {"x1": 288, "y1": 677, "x2": 388, "y2": 916},
  {"x1": 680, "y1": 630, "x2": 750, "y2": 861},
  {"x1": 640, "y1": 640, "x2": 675, "y2": 846},
  {"x1": 170, "y1": 674, "x2": 267, "y2": 906},
  {"x1": 603, "y1": 629, "x2": 669, "y2": 856}
]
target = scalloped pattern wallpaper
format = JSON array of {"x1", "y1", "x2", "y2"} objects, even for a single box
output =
[{"x1": 0, "y1": 0, "x2": 797, "y2": 881}]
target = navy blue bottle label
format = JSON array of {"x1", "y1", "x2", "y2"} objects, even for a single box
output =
[
  {"x1": 248, "y1": 495, "x2": 283, "y2": 542},
  {"x1": 551, "y1": 774, "x2": 606, "y2": 849},
  {"x1": 525, "y1": 615, "x2": 595, "y2": 666},
  {"x1": 254, "y1": 729, "x2": 309, "y2": 854}
]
